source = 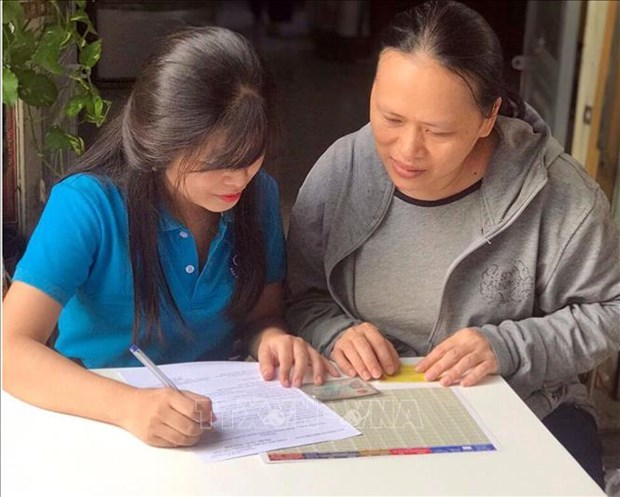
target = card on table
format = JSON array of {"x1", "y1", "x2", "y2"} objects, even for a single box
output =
[
  {"x1": 380, "y1": 364, "x2": 427, "y2": 383},
  {"x1": 300, "y1": 377, "x2": 380, "y2": 401}
]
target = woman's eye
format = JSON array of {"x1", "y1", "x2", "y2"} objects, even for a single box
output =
[{"x1": 385, "y1": 117, "x2": 402, "y2": 125}]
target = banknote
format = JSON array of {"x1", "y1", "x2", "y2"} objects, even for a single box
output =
[{"x1": 300, "y1": 377, "x2": 380, "y2": 401}]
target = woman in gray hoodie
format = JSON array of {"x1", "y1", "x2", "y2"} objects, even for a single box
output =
[{"x1": 286, "y1": 0, "x2": 620, "y2": 488}]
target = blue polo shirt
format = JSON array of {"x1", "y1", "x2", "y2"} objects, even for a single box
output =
[{"x1": 13, "y1": 171, "x2": 286, "y2": 368}]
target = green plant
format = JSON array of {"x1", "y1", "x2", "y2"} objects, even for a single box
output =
[{"x1": 2, "y1": 0, "x2": 110, "y2": 176}]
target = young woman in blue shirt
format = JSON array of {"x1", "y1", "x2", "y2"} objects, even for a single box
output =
[{"x1": 3, "y1": 26, "x2": 336, "y2": 448}]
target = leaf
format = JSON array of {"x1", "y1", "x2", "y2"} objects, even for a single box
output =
[
  {"x1": 102, "y1": 98, "x2": 112, "y2": 116},
  {"x1": 86, "y1": 98, "x2": 112, "y2": 127},
  {"x1": 76, "y1": 0, "x2": 87, "y2": 8},
  {"x1": 84, "y1": 93, "x2": 105, "y2": 125},
  {"x1": 10, "y1": 30, "x2": 36, "y2": 67},
  {"x1": 70, "y1": 8, "x2": 97, "y2": 36},
  {"x1": 66, "y1": 134, "x2": 85, "y2": 155},
  {"x1": 93, "y1": 94, "x2": 103, "y2": 116},
  {"x1": 60, "y1": 29, "x2": 73, "y2": 49},
  {"x1": 32, "y1": 26, "x2": 66, "y2": 75},
  {"x1": 18, "y1": 70, "x2": 58, "y2": 107},
  {"x1": 44, "y1": 126, "x2": 71, "y2": 151},
  {"x1": 70, "y1": 10, "x2": 89, "y2": 23},
  {"x1": 3, "y1": 23, "x2": 16, "y2": 62},
  {"x1": 79, "y1": 40, "x2": 102, "y2": 68},
  {"x1": 3, "y1": 68, "x2": 19, "y2": 105},
  {"x1": 3, "y1": 1, "x2": 25, "y2": 27},
  {"x1": 65, "y1": 94, "x2": 88, "y2": 117},
  {"x1": 91, "y1": 98, "x2": 112, "y2": 127}
]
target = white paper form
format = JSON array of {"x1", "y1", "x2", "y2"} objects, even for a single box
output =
[{"x1": 120, "y1": 361, "x2": 360, "y2": 462}]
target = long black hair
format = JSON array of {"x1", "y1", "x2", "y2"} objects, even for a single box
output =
[
  {"x1": 67, "y1": 26, "x2": 275, "y2": 346},
  {"x1": 381, "y1": 0, "x2": 525, "y2": 119}
]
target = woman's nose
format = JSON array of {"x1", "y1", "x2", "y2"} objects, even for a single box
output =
[
  {"x1": 398, "y1": 128, "x2": 425, "y2": 160},
  {"x1": 224, "y1": 168, "x2": 250, "y2": 189}
]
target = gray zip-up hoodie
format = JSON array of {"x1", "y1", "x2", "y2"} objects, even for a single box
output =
[{"x1": 286, "y1": 106, "x2": 620, "y2": 419}]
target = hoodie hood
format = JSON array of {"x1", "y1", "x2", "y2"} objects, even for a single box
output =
[{"x1": 480, "y1": 104, "x2": 564, "y2": 235}]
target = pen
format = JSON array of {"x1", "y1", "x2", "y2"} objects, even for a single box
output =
[{"x1": 129, "y1": 344, "x2": 180, "y2": 391}]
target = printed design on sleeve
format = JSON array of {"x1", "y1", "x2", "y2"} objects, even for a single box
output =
[{"x1": 480, "y1": 260, "x2": 534, "y2": 304}]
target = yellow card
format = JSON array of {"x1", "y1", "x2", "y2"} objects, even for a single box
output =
[{"x1": 381, "y1": 364, "x2": 427, "y2": 383}]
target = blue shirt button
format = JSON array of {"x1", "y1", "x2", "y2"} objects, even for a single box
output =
[
  {"x1": 185, "y1": 265, "x2": 195, "y2": 274},
  {"x1": 179, "y1": 231, "x2": 189, "y2": 238}
]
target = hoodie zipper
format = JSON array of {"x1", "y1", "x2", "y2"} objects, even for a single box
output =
[{"x1": 427, "y1": 178, "x2": 547, "y2": 347}]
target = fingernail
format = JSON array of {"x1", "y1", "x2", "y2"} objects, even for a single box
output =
[
  {"x1": 315, "y1": 375, "x2": 323, "y2": 384},
  {"x1": 372, "y1": 369, "x2": 381, "y2": 378},
  {"x1": 293, "y1": 379, "x2": 302, "y2": 388},
  {"x1": 282, "y1": 378, "x2": 289, "y2": 387},
  {"x1": 362, "y1": 372, "x2": 371, "y2": 381}
]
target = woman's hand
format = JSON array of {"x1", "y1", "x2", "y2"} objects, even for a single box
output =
[
  {"x1": 331, "y1": 322, "x2": 400, "y2": 380},
  {"x1": 256, "y1": 329, "x2": 340, "y2": 387},
  {"x1": 415, "y1": 327, "x2": 498, "y2": 386},
  {"x1": 246, "y1": 283, "x2": 337, "y2": 386},
  {"x1": 119, "y1": 387, "x2": 214, "y2": 448}
]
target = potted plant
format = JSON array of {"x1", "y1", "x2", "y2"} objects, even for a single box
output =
[
  {"x1": 2, "y1": 0, "x2": 108, "y2": 288},
  {"x1": 3, "y1": 0, "x2": 109, "y2": 177}
]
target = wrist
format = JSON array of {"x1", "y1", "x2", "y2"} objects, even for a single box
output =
[{"x1": 107, "y1": 382, "x2": 141, "y2": 429}]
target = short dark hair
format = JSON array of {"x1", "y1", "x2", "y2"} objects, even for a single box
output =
[
  {"x1": 380, "y1": 0, "x2": 524, "y2": 118},
  {"x1": 68, "y1": 26, "x2": 275, "y2": 346}
]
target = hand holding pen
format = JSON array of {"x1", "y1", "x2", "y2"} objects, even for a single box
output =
[{"x1": 119, "y1": 345, "x2": 214, "y2": 448}]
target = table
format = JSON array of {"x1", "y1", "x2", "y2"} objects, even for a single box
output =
[{"x1": 1, "y1": 363, "x2": 605, "y2": 496}]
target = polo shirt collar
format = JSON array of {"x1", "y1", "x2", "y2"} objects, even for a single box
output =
[
  {"x1": 158, "y1": 204, "x2": 183, "y2": 232},
  {"x1": 158, "y1": 204, "x2": 234, "y2": 232}
]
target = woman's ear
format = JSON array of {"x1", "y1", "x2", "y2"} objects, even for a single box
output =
[{"x1": 479, "y1": 97, "x2": 502, "y2": 138}]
